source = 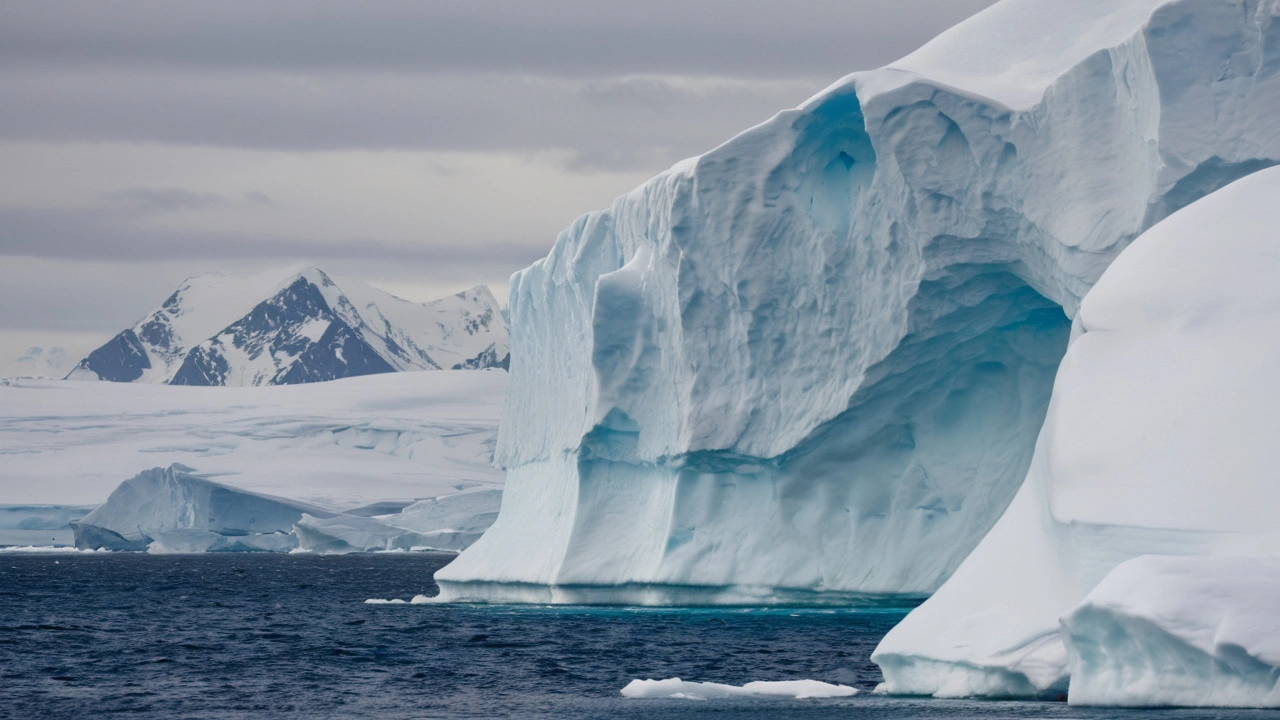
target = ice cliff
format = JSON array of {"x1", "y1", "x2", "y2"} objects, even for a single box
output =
[
  {"x1": 69, "y1": 266, "x2": 508, "y2": 385},
  {"x1": 872, "y1": 165, "x2": 1280, "y2": 704},
  {"x1": 435, "y1": 0, "x2": 1280, "y2": 603}
]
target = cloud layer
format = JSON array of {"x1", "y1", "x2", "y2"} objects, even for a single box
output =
[{"x1": 0, "y1": 0, "x2": 996, "y2": 352}]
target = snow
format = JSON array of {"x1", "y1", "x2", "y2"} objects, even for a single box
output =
[
  {"x1": 67, "y1": 265, "x2": 508, "y2": 386},
  {"x1": 68, "y1": 265, "x2": 304, "y2": 383},
  {"x1": 872, "y1": 166, "x2": 1280, "y2": 699},
  {"x1": 436, "y1": 0, "x2": 1280, "y2": 604},
  {"x1": 1062, "y1": 556, "x2": 1280, "y2": 708},
  {"x1": 621, "y1": 678, "x2": 857, "y2": 700},
  {"x1": 0, "y1": 370, "x2": 506, "y2": 508}
]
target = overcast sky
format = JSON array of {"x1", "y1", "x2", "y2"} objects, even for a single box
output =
[{"x1": 0, "y1": 0, "x2": 996, "y2": 376}]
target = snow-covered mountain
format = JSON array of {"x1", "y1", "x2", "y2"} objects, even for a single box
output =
[
  {"x1": 68, "y1": 267, "x2": 508, "y2": 386},
  {"x1": 435, "y1": 0, "x2": 1280, "y2": 606}
]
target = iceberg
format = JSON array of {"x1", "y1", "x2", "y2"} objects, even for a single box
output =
[
  {"x1": 436, "y1": 0, "x2": 1280, "y2": 603},
  {"x1": 1063, "y1": 556, "x2": 1280, "y2": 708},
  {"x1": 872, "y1": 165, "x2": 1280, "y2": 699},
  {"x1": 621, "y1": 678, "x2": 857, "y2": 700},
  {"x1": 292, "y1": 488, "x2": 502, "y2": 553},
  {"x1": 67, "y1": 465, "x2": 502, "y2": 554},
  {"x1": 73, "y1": 464, "x2": 326, "y2": 552}
]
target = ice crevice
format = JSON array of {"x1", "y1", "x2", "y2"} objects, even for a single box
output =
[{"x1": 436, "y1": 0, "x2": 1280, "y2": 605}]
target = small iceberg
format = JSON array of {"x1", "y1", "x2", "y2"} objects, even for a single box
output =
[{"x1": 621, "y1": 678, "x2": 857, "y2": 700}]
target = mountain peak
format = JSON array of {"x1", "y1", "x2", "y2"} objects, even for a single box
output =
[{"x1": 71, "y1": 267, "x2": 509, "y2": 386}]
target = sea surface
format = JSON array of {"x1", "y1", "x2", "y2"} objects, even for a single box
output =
[{"x1": 1, "y1": 552, "x2": 1274, "y2": 720}]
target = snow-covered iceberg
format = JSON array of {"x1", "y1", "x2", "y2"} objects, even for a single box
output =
[
  {"x1": 1063, "y1": 556, "x2": 1280, "y2": 708},
  {"x1": 69, "y1": 466, "x2": 503, "y2": 554},
  {"x1": 872, "y1": 165, "x2": 1280, "y2": 699},
  {"x1": 73, "y1": 464, "x2": 324, "y2": 552},
  {"x1": 436, "y1": 0, "x2": 1280, "y2": 604},
  {"x1": 292, "y1": 489, "x2": 501, "y2": 553}
]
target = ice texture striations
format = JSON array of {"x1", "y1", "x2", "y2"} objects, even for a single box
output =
[
  {"x1": 872, "y1": 166, "x2": 1280, "y2": 699},
  {"x1": 435, "y1": 0, "x2": 1280, "y2": 604},
  {"x1": 71, "y1": 266, "x2": 508, "y2": 386}
]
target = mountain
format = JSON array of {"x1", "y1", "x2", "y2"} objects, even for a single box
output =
[
  {"x1": 435, "y1": 0, "x2": 1280, "y2": 606},
  {"x1": 68, "y1": 267, "x2": 508, "y2": 386}
]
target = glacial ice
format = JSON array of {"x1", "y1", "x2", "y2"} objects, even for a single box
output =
[
  {"x1": 1063, "y1": 556, "x2": 1280, "y2": 708},
  {"x1": 73, "y1": 464, "x2": 324, "y2": 552},
  {"x1": 436, "y1": 0, "x2": 1280, "y2": 604},
  {"x1": 0, "y1": 371, "x2": 505, "y2": 509},
  {"x1": 292, "y1": 488, "x2": 501, "y2": 553},
  {"x1": 621, "y1": 678, "x2": 857, "y2": 700},
  {"x1": 70, "y1": 466, "x2": 503, "y2": 554},
  {"x1": 872, "y1": 165, "x2": 1280, "y2": 700}
]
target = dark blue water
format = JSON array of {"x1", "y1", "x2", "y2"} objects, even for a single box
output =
[{"x1": 0, "y1": 553, "x2": 1273, "y2": 719}]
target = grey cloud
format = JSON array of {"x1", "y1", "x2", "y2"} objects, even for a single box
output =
[
  {"x1": 0, "y1": 69, "x2": 816, "y2": 170},
  {"x1": 2, "y1": 0, "x2": 997, "y2": 79},
  {"x1": 99, "y1": 187, "x2": 277, "y2": 214},
  {"x1": 0, "y1": 206, "x2": 547, "y2": 267}
]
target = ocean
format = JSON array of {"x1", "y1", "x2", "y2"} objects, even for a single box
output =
[{"x1": 0, "y1": 552, "x2": 1268, "y2": 719}]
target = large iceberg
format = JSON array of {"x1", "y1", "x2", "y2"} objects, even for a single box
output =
[
  {"x1": 436, "y1": 0, "x2": 1280, "y2": 603},
  {"x1": 872, "y1": 165, "x2": 1280, "y2": 700}
]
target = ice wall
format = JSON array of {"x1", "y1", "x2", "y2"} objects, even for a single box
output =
[
  {"x1": 437, "y1": 0, "x2": 1280, "y2": 603},
  {"x1": 872, "y1": 165, "x2": 1280, "y2": 699}
]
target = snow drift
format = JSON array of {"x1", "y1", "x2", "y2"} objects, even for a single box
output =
[
  {"x1": 436, "y1": 0, "x2": 1280, "y2": 604},
  {"x1": 872, "y1": 165, "x2": 1280, "y2": 702}
]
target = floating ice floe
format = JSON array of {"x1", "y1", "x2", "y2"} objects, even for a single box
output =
[{"x1": 621, "y1": 678, "x2": 857, "y2": 700}]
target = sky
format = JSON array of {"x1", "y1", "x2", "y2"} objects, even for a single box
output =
[{"x1": 0, "y1": 0, "x2": 996, "y2": 377}]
